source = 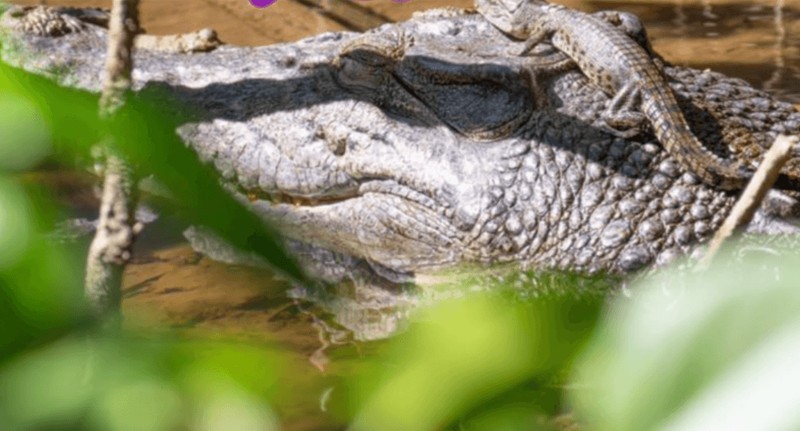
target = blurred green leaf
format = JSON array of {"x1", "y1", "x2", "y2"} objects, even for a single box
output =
[
  {"x1": 0, "y1": 94, "x2": 52, "y2": 171},
  {"x1": 0, "y1": 333, "x2": 288, "y2": 431},
  {"x1": 170, "y1": 340, "x2": 284, "y2": 399},
  {"x1": 348, "y1": 293, "x2": 601, "y2": 431},
  {"x1": 456, "y1": 403, "x2": 551, "y2": 431},
  {"x1": 0, "y1": 179, "x2": 86, "y2": 360},
  {"x1": 0, "y1": 178, "x2": 32, "y2": 268},
  {"x1": 189, "y1": 382, "x2": 280, "y2": 431},
  {"x1": 571, "y1": 248, "x2": 800, "y2": 431},
  {"x1": 0, "y1": 60, "x2": 103, "y2": 155},
  {"x1": 0, "y1": 336, "x2": 97, "y2": 429},
  {"x1": 90, "y1": 377, "x2": 184, "y2": 431},
  {"x1": 452, "y1": 383, "x2": 561, "y2": 431}
]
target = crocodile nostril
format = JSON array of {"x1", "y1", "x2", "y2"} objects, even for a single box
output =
[
  {"x1": 329, "y1": 137, "x2": 346, "y2": 156},
  {"x1": 282, "y1": 56, "x2": 296, "y2": 68},
  {"x1": 316, "y1": 125, "x2": 348, "y2": 156}
]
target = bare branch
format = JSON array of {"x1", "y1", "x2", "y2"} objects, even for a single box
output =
[
  {"x1": 99, "y1": 0, "x2": 139, "y2": 116},
  {"x1": 85, "y1": 0, "x2": 140, "y2": 320},
  {"x1": 700, "y1": 135, "x2": 798, "y2": 267}
]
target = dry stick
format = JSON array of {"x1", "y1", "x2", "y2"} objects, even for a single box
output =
[
  {"x1": 85, "y1": 0, "x2": 140, "y2": 321},
  {"x1": 700, "y1": 134, "x2": 798, "y2": 267}
]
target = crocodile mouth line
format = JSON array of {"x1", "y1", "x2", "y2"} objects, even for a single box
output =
[
  {"x1": 239, "y1": 179, "x2": 446, "y2": 215},
  {"x1": 242, "y1": 188, "x2": 354, "y2": 207}
]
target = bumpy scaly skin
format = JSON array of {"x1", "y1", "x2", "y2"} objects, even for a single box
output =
[
  {"x1": 1, "y1": 6, "x2": 221, "y2": 53},
  {"x1": 2, "y1": 7, "x2": 799, "y2": 276},
  {"x1": 1, "y1": 5, "x2": 86, "y2": 36},
  {"x1": 475, "y1": 0, "x2": 800, "y2": 191}
]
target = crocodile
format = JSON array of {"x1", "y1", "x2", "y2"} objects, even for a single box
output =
[
  {"x1": 1, "y1": 5, "x2": 222, "y2": 52},
  {"x1": 2, "y1": 5, "x2": 800, "y2": 280},
  {"x1": 475, "y1": 0, "x2": 800, "y2": 192}
]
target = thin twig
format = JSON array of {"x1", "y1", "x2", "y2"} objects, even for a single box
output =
[
  {"x1": 99, "y1": 0, "x2": 139, "y2": 114},
  {"x1": 84, "y1": 0, "x2": 140, "y2": 321},
  {"x1": 700, "y1": 134, "x2": 798, "y2": 267}
]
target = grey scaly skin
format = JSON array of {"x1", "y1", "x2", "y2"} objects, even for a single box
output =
[
  {"x1": 475, "y1": 0, "x2": 800, "y2": 191},
  {"x1": 2, "y1": 6, "x2": 800, "y2": 279},
  {"x1": 1, "y1": 5, "x2": 221, "y2": 52}
]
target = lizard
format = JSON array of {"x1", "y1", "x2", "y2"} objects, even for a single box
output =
[{"x1": 475, "y1": 0, "x2": 800, "y2": 192}]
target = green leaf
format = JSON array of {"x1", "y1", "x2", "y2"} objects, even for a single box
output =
[
  {"x1": 571, "y1": 247, "x2": 800, "y2": 431},
  {"x1": 0, "y1": 178, "x2": 86, "y2": 360},
  {"x1": 0, "y1": 94, "x2": 52, "y2": 171},
  {"x1": 0, "y1": 333, "x2": 288, "y2": 431},
  {"x1": 348, "y1": 293, "x2": 600, "y2": 431}
]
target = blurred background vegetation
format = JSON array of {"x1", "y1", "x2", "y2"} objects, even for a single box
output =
[{"x1": 2, "y1": 3, "x2": 800, "y2": 430}]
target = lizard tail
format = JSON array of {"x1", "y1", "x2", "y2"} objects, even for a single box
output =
[{"x1": 643, "y1": 88, "x2": 757, "y2": 191}]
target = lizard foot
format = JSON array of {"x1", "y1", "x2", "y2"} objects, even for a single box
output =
[{"x1": 597, "y1": 111, "x2": 648, "y2": 139}]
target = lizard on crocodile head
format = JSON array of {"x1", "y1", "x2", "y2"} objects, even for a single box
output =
[{"x1": 475, "y1": 0, "x2": 800, "y2": 192}]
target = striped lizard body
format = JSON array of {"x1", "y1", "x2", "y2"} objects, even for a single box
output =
[{"x1": 477, "y1": 0, "x2": 800, "y2": 191}]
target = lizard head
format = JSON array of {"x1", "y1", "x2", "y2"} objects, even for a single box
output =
[{"x1": 475, "y1": 0, "x2": 548, "y2": 39}]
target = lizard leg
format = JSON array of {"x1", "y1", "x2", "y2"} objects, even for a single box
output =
[
  {"x1": 521, "y1": 43, "x2": 574, "y2": 71},
  {"x1": 518, "y1": 24, "x2": 553, "y2": 56},
  {"x1": 523, "y1": 51, "x2": 576, "y2": 109},
  {"x1": 608, "y1": 80, "x2": 642, "y2": 112},
  {"x1": 600, "y1": 81, "x2": 648, "y2": 138}
]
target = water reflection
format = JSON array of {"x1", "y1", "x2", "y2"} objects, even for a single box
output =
[
  {"x1": 762, "y1": 0, "x2": 794, "y2": 101},
  {"x1": 577, "y1": 0, "x2": 800, "y2": 103}
]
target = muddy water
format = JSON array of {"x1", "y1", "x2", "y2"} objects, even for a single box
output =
[{"x1": 12, "y1": 0, "x2": 800, "y2": 429}]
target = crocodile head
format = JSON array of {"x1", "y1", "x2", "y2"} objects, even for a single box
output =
[{"x1": 174, "y1": 11, "x2": 800, "y2": 275}]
